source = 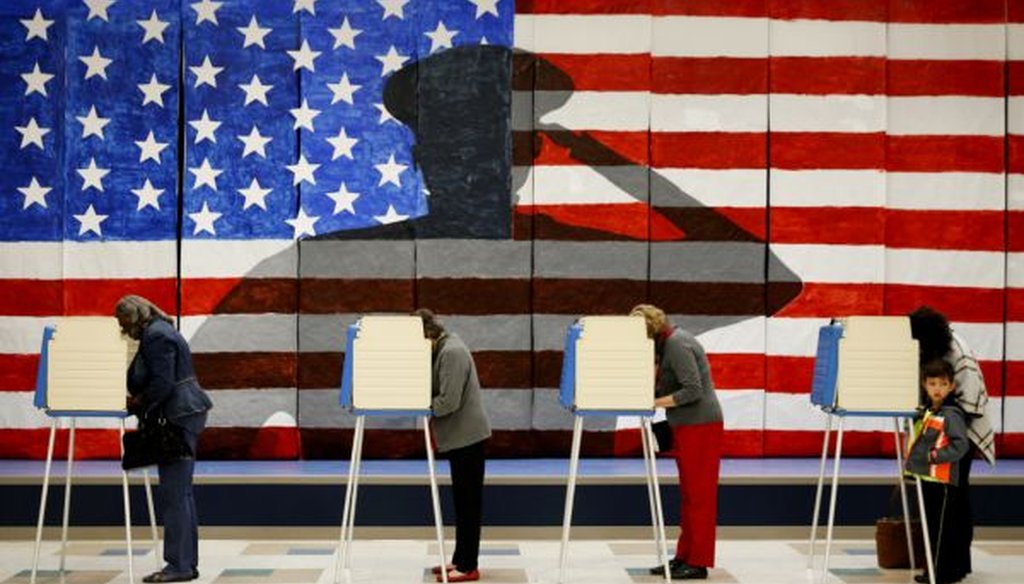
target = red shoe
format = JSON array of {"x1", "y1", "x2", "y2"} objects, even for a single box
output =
[
  {"x1": 431, "y1": 564, "x2": 456, "y2": 575},
  {"x1": 437, "y1": 568, "x2": 480, "y2": 582}
]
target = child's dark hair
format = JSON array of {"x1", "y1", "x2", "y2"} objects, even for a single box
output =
[{"x1": 921, "y1": 358, "x2": 954, "y2": 382}]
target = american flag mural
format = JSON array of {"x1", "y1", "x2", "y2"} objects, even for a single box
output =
[{"x1": 0, "y1": 0, "x2": 1021, "y2": 460}]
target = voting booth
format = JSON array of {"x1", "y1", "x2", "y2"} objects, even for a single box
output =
[
  {"x1": 806, "y1": 317, "x2": 934, "y2": 584},
  {"x1": 557, "y1": 316, "x2": 670, "y2": 582},
  {"x1": 335, "y1": 315, "x2": 447, "y2": 583},
  {"x1": 32, "y1": 318, "x2": 158, "y2": 584}
]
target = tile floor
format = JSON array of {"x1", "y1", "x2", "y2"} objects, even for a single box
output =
[{"x1": 1, "y1": 537, "x2": 1021, "y2": 584}]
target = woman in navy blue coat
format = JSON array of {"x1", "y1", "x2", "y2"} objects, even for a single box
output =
[{"x1": 115, "y1": 295, "x2": 212, "y2": 583}]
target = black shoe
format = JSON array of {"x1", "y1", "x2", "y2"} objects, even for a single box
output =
[
  {"x1": 142, "y1": 571, "x2": 195, "y2": 583},
  {"x1": 669, "y1": 564, "x2": 708, "y2": 580},
  {"x1": 914, "y1": 575, "x2": 930, "y2": 584},
  {"x1": 648, "y1": 558, "x2": 684, "y2": 575}
]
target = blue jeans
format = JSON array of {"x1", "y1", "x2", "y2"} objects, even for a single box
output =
[{"x1": 158, "y1": 413, "x2": 205, "y2": 574}]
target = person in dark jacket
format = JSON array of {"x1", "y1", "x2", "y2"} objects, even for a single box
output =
[
  {"x1": 907, "y1": 359, "x2": 972, "y2": 584},
  {"x1": 115, "y1": 295, "x2": 212, "y2": 583},
  {"x1": 632, "y1": 304, "x2": 723, "y2": 580},
  {"x1": 415, "y1": 309, "x2": 491, "y2": 583}
]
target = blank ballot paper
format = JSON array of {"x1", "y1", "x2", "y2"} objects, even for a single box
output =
[
  {"x1": 835, "y1": 315, "x2": 919, "y2": 412},
  {"x1": 43, "y1": 317, "x2": 131, "y2": 412}
]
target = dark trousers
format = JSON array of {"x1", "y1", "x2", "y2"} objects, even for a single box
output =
[
  {"x1": 921, "y1": 451, "x2": 973, "y2": 582},
  {"x1": 670, "y1": 421, "x2": 723, "y2": 568},
  {"x1": 158, "y1": 413, "x2": 205, "y2": 575},
  {"x1": 446, "y1": 439, "x2": 487, "y2": 572}
]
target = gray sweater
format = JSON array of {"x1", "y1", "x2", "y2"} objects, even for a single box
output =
[
  {"x1": 657, "y1": 328, "x2": 723, "y2": 427},
  {"x1": 430, "y1": 333, "x2": 492, "y2": 453}
]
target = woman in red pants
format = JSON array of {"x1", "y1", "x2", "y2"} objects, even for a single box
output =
[{"x1": 632, "y1": 304, "x2": 723, "y2": 580}]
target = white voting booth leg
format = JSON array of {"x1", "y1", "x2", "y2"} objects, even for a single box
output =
[
  {"x1": 559, "y1": 416, "x2": 668, "y2": 583},
  {"x1": 914, "y1": 475, "x2": 936, "y2": 584},
  {"x1": 558, "y1": 416, "x2": 583, "y2": 584},
  {"x1": 30, "y1": 418, "x2": 58, "y2": 584},
  {"x1": 31, "y1": 417, "x2": 159, "y2": 584},
  {"x1": 334, "y1": 415, "x2": 448, "y2": 584},
  {"x1": 807, "y1": 413, "x2": 833, "y2": 569},
  {"x1": 640, "y1": 418, "x2": 670, "y2": 582},
  {"x1": 821, "y1": 416, "x2": 845, "y2": 582},
  {"x1": 424, "y1": 416, "x2": 449, "y2": 584},
  {"x1": 894, "y1": 417, "x2": 915, "y2": 572}
]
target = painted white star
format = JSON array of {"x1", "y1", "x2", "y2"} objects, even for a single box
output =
[
  {"x1": 327, "y1": 73, "x2": 360, "y2": 105},
  {"x1": 131, "y1": 179, "x2": 164, "y2": 211},
  {"x1": 377, "y1": 0, "x2": 409, "y2": 20},
  {"x1": 237, "y1": 125, "x2": 273, "y2": 159},
  {"x1": 137, "y1": 10, "x2": 170, "y2": 44},
  {"x1": 293, "y1": 0, "x2": 317, "y2": 15},
  {"x1": 135, "y1": 131, "x2": 168, "y2": 164},
  {"x1": 22, "y1": 62, "x2": 54, "y2": 97},
  {"x1": 191, "y1": 0, "x2": 222, "y2": 25},
  {"x1": 189, "y1": 109, "x2": 221, "y2": 144},
  {"x1": 237, "y1": 16, "x2": 271, "y2": 49},
  {"x1": 79, "y1": 46, "x2": 113, "y2": 80},
  {"x1": 374, "y1": 153, "x2": 408, "y2": 187},
  {"x1": 189, "y1": 158, "x2": 223, "y2": 191},
  {"x1": 17, "y1": 177, "x2": 51, "y2": 209},
  {"x1": 21, "y1": 9, "x2": 54, "y2": 42},
  {"x1": 467, "y1": 0, "x2": 500, "y2": 18},
  {"x1": 288, "y1": 39, "x2": 321, "y2": 72},
  {"x1": 84, "y1": 0, "x2": 116, "y2": 22},
  {"x1": 376, "y1": 45, "x2": 409, "y2": 77},
  {"x1": 239, "y1": 74, "x2": 273, "y2": 106},
  {"x1": 76, "y1": 157, "x2": 110, "y2": 192},
  {"x1": 374, "y1": 103, "x2": 396, "y2": 124},
  {"x1": 326, "y1": 127, "x2": 358, "y2": 160},
  {"x1": 326, "y1": 182, "x2": 359, "y2": 215},
  {"x1": 328, "y1": 17, "x2": 361, "y2": 50},
  {"x1": 374, "y1": 204, "x2": 409, "y2": 225},
  {"x1": 425, "y1": 21, "x2": 458, "y2": 53},
  {"x1": 74, "y1": 205, "x2": 108, "y2": 236},
  {"x1": 289, "y1": 98, "x2": 321, "y2": 132},
  {"x1": 286, "y1": 208, "x2": 319, "y2": 238},
  {"x1": 15, "y1": 117, "x2": 50, "y2": 150},
  {"x1": 238, "y1": 177, "x2": 272, "y2": 211},
  {"x1": 190, "y1": 55, "x2": 224, "y2": 88},
  {"x1": 76, "y1": 105, "x2": 110, "y2": 140},
  {"x1": 189, "y1": 201, "x2": 221, "y2": 235},
  {"x1": 138, "y1": 73, "x2": 170, "y2": 107},
  {"x1": 286, "y1": 154, "x2": 320, "y2": 186}
]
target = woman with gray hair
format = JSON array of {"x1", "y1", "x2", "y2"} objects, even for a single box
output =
[{"x1": 115, "y1": 295, "x2": 212, "y2": 583}]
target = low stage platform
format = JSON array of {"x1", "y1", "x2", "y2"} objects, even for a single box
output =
[{"x1": 2, "y1": 459, "x2": 1022, "y2": 534}]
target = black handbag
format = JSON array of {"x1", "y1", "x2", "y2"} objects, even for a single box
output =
[{"x1": 121, "y1": 416, "x2": 192, "y2": 470}]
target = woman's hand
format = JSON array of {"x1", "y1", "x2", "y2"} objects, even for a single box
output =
[{"x1": 654, "y1": 396, "x2": 675, "y2": 409}]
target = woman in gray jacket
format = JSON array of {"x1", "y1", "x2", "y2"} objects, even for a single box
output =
[
  {"x1": 116, "y1": 295, "x2": 212, "y2": 583},
  {"x1": 415, "y1": 309, "x2": 491, "y2": 583}
]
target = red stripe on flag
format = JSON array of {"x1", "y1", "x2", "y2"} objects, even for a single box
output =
[
  {"x1": 1008, "y1": 211, "x2": 1024, "y2": 252},
  {"x1": 709, "y1": 353, "x2": 765, "y2": 389},
  {"x1": 0, "y1": 354, "x2": 39, "y2": 392},
  {"x1": 888, "y1": 0, "x2": 1007, "y2": 23},
  {"x1": 767, "y1": 356, "x2": 1004, "y2": 395},
  {"x1": 771, "y1": 57, "x2": 884, "y2": 95},
  {"x1": 517, "y1": 0, "x2": 769, "y2": 17},
  {"x1": 181, "y1": 278, "x2": 298, "y2": 315},
  {"x1": 888, "y1": 135, "x2": 1005, "y2": 173},
  {"x1": 0, "y1": 428, "x2": 121, "y2": 459},
  {"x1": 764, "y1": 430, "x2": 904, "y2": 458},
  {"x1": 774, "y1": 283, "x2": 885, "y2": 317},
  {"x1": 770, "y1": 207, "x2": 885, "y2": 245},
  {"x1": 1009, "y1": 62, "x2": 1024, "y2": 96},
  {"x1": 0, "y1": 280, "x2": 62, "y2": 316},
  {"x1": 526, "y1": 130, "x2": 649, "y2": 166},
  {"x1": 886, "y1": 209, "x2": 1005, "y2": 251},
  {"x1": 1006, "y1": 288, "x2": 1024, "y2": 320},
  {"x1": 535, "y1": 54, "x2": 649, "y2": 91},
  {"x1": 652, "y1": 132, "x2": 766, "y2": 169},
  {"x1": 772, "y1": 132, "x2": 885, "y2": 170},
  {"x1": 1003, "y1": 363, "x2": 1024, "y2": 397},
  {"x1": 888, "y1": 60, "x2": 1005, "y2": 97},
  {"x1": 64, "y1": 279, "x2": 177, "y2": 316},
  {"x1": 885, "y1": 285, "x2": 1005, "y2": 323},
  {"x1": 654, "y1": 57, "x2": 767, "y2": 95},
  {"x1": 1008, "y1": 134, "x2": 1024, "y2": 174}
]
